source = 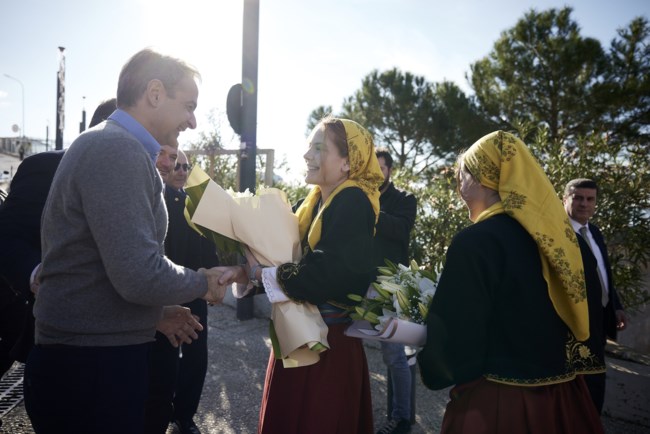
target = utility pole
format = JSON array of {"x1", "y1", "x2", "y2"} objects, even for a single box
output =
[
  {"x1": 79, "y1": 96, "x2": 86, "y2": 133},
  {"x1": 230, "y1": 0, "x2": 260, "y2": 320}
]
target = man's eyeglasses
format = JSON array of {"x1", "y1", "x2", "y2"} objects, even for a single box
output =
[{"x1": 174, "y1": 163, "x2": 191, "y2": 172}]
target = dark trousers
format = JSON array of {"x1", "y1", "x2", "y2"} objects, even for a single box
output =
[
  {"x1": 583, "y1": 372, "x2": 606, "y2": 414},
  {"x1": 144, "y1": 299, "x2": 208, "y2": 433},
  {"x1": 144, "y1": 333, "x2": 180, "y2": 434},
  {"x1": 24, "y1": 343, "x2": 149, "y2": 434},
  {"x1": 174, "y1": 299, "x2": 208, "y2": 422}
]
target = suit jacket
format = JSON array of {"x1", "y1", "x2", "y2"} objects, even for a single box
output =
[
  {"x1": 0, "y1": 151, "x2": 64, "y2": 302},
  {"x1": 0, "y1": 151, "x2": 63, "y2": 361},
  {"x1": 586, "y1": 223, "x2": 624, "y2": 341},
  {"x1": 163, "y1": 185, "x2": 219, "y2": 272}
]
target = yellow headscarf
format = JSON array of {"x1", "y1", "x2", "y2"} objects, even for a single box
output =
[
  {"x1": 296, "y1": 119, "x2": 384, "y2": 250},
  {"x1": 463, "y1": 131, "x2": 589, "y2": 341}
]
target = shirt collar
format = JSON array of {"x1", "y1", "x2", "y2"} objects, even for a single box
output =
[
  {"x1": 108, "y1": 109, "x2": 160, "y2": 163},
  {"x1": 568, "y1": 217, "x2": 589, "y2": 233}
]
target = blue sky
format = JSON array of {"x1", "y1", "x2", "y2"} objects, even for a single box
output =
[{"x1": 1, "y1": 0, "x2": 648, "y2": 180}]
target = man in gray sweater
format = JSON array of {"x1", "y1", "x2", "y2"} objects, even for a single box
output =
[{"x1": 24, "y1": 48, "x2": 225, "y2": 434}]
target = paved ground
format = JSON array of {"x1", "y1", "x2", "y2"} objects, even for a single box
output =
[{"x1": 1, "y1": 298, "x2": 649, "y2": 434}]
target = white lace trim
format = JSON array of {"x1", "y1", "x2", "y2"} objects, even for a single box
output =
[{"x1": 261, "y1": 267, "x2": 289, "y2": 303}]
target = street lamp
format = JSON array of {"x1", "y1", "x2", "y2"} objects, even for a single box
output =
[{"x1": 3, "y1": 73, "x2": 25, "y2": 138}]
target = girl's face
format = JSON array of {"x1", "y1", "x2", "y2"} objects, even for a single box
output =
[{"x1": 303, "y1": 126, "x2": 349, "y2": 191}]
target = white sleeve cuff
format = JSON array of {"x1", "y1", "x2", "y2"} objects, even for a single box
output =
[{"x1": 261, "y1": 267, "x2": 290, "y2": 303}]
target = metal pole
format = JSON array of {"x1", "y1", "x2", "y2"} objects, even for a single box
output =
[
  {"x1": 3, "y1": 74, "x2": 25, "y2": 139},
  {"x1": 55, "y1": 46, "x2": 66, "y2": 150},
  {"x1": 236, "y1": 0, "x2": 260, "y2": 321}
]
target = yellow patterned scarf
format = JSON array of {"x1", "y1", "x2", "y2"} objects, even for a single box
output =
[
  {"x1": 296, "y1": 119, "x2": 384, "y2": 250},
  {"x1": 464, "y1": 131, "x2": 589, "y2": 341}
]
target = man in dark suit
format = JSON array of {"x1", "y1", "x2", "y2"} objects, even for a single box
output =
[
  {"x1": 563, "y1": 178, "x2": 628, "y2": 414},
  {"x1": 166, "y1": 149, "x2": 216, "y2": 434},
  {"x1": 0, "y1": 150, "x2": 64, "y2": 378},
  {"x1": 145, "y1": 144, "x2": 218, "y2": 434}
]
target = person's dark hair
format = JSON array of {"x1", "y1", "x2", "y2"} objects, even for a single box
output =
[
  {"x1": 320, "y1": 115, "x2": 349, "y2": 158},
  {"x1": 375, "y1": 147, "x2": 393, "y2": 169},
  {"x1": 564, "y1": 178, "x2": 599, "y2": 197},
  {"x1": 116, "y1": 48, "x2": 201, "y2": 109},
  {"x1": 89, "y1": 98, "x2": 117, "y2": 128}
]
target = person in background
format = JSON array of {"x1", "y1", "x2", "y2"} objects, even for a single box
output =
[
  {"x1": 418, "y1": 131, "x2": 604, "y2": 433},
  {"x1": 216, "y1": 116, "x2": 384, "y2": 434},
  {"x1": 563, "y1": 178, "x2": 628, "y2": 414},
  {"x1": 24, "y1": 48, "x2": 226, "y2": 434},
  {"x1": 373, "y1": 147, "x2": 417, "y2": 434},
  {"x1": 0, "y1": 150, "x2": 64, "y2": 379},
  {"x1": 88, "y1": 98, "x2": 118, "y2": 128},
  {"x1": 145, "y1": 144, "x2": 218, "y2": 434},
  {"x1": 165, "y1": 149, "x2": 216, "y2": 434}
]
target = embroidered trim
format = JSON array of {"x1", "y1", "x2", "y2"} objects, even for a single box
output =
[
  {"x1": 485, "y1": 332, "x2": 605, "y2": 386},
  {"x1": 276, "y1": 263, "x2": 305, "y2": 304}
]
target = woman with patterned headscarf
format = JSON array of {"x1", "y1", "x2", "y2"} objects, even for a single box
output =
[
  {"x1": 417, "y1": 131, "x2": 604, "y2": 433},
  {"x1": 216, "y1": 116, "x2": 384, "y2": 434}
]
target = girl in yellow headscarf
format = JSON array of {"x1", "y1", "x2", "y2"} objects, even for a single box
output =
[
  {"x1": 417, "y1": 131, "x2": 604, "y2": 434},
  {"x1": 218, "y1": 116, "x2": 383, "y2": 434}
]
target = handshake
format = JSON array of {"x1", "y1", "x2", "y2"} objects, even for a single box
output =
[
  {"x1": 158, "y1": 265, "x2": 251, "y2": 348},
  {"x1": 198, "y1": 265, "x2": 251, "y2": 305}
]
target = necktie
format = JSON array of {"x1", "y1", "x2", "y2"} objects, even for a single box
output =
[{"x1": 579, "y1": 226, "x2": 609, "y2": 307}]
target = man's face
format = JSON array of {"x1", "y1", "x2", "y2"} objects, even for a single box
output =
[
  {"x1": 155, "y1": 142, "x2": 178, "y2": 180},
  {"x1": 564, "y1": 187, "x2": 597, "y2": 225},
  {"x1": 168, "y1": 151, "x2": 190, "y2": 190},
  {"x1": 156, "y1": 75, "x2": 198, "y2": 141},
  {"x1": 377, "y1": 156, "x2": 392, "y2": 191}
]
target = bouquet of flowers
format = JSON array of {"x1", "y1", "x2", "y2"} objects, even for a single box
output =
[
  {"x1": 183, "y1": 166, "x2": 329, "y2": 368},
  {"x1": 344, "y1": 259, "x2": 440, "y2": 346}
]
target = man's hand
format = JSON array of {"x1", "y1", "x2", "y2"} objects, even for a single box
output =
[
  {"x1": 30, "y1": 263, "x2": 42, "y2": 296},
  {"x1": 199, "y1": 267, "x2": 228, "y2": 305},
  {"x1": 216, "y1": 265, "x2": 249, "y2": 286},
  {"x1": 615, "y1": 309, "x2": 628, "y2": 331},
  {"x1": 157, "y1": 305, "x2": 203, "y2": 348}
]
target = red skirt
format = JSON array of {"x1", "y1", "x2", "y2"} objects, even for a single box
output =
[
  {"x1": 258, "y1": 323, "x2": 374, "y2": 434},
  {"x1": 441, "y1": 376, "x2": 604, "y2": 434}
]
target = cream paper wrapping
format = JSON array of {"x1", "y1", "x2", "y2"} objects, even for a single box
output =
[
  {"x1": 344, "y1": 318, "x2": 426, "y2": 347},
  {"x1": 189, "y1": 174, "x2": 329, "y2": 367}
]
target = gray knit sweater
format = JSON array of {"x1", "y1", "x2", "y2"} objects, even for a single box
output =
[{"x1": 34, "y1": 121, "x2": 208, "y2": 346}]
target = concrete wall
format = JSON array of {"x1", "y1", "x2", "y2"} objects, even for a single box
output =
[{"x1": 617, "y1": 303, "x2": 650, "y2": 354}]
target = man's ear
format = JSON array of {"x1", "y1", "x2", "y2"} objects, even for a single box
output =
[{"x1": 146, "y1": 79, "x2": 165, "y2": 107}]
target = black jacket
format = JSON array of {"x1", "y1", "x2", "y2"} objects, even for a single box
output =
[
  {"x1": 373, "y1": 182, "x2": 417, "y2": 268},
  {"x1": 164, "y1": 185, "x2": 219, "y2": 271},
  {"x1": 584, "y1": 224, "x2": 624, "y2": 341}
]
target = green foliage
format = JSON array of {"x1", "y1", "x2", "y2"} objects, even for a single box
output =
[
  {"x1": 395, "y1": 168, "x2": 469, "y2": 268},
  {"x1": 185, "y1": 110, "x2": 239, "y2": 190},
  {"x1": 338, "y1": 69, "x2": 494, "y2": 176},
  {"x1": 598, "y1": 17, "x2": 650, "y2": 145},
  {"x1": 306, "y1": 105, "x2": 333, "y2": 134},
  {"x1": 470, "y1": 7, "x2": 608, "y2": 142}
]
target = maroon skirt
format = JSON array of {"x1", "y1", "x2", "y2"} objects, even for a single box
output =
[
  {"x1": 441, "y1": 376, "x2": 604, "y2": 434},
  {"x1": 258, "y1": 323, "x2": 374, "y2": 434}
]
